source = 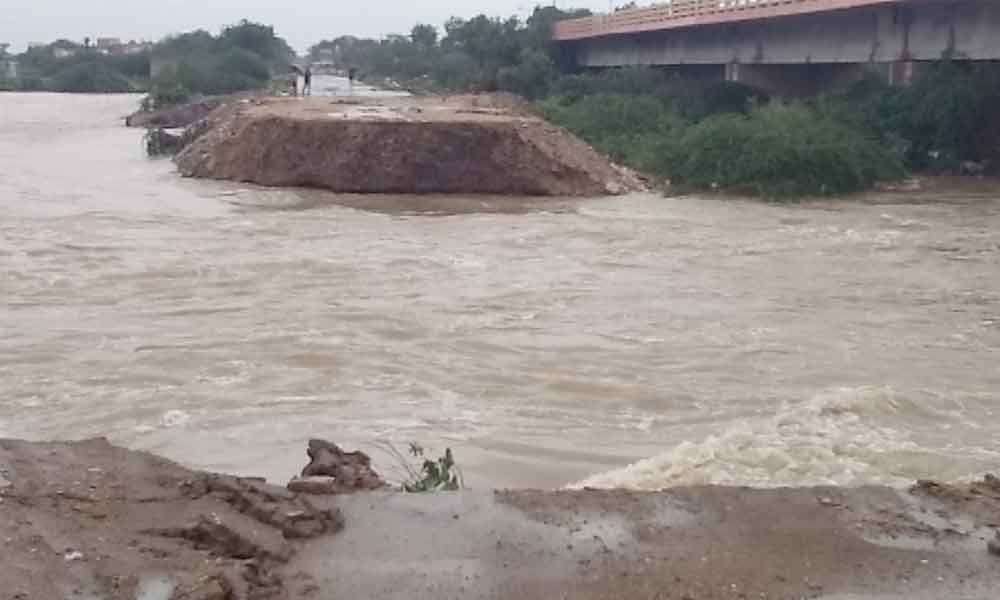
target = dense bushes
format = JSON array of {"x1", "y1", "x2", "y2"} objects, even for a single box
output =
[
  {"x1": 10, "y1": 44, "x2": 147, "y2": 93},
  {"x1": 140, "y1": 83, "x2": 192, "y2": 112},
  {"x1": 819, "y1": 63, "x2": 1000, "y2": 172},
  {"x1": 671, "y1": 104, "x2": 904, "y2": 197},
  {"x1": 158, "y1": 48, "x2": 271, "y2": 96},
  {"x1": 540, "y1": 92, "x2": 686, "y2": 175},
  {"x1": 7, "y1": 19, "x2": 291, "y2": 98},
  {"x1": 143, "y1": 21, "x2": 294, "y2": 106},
  {"x1": 542, "y1": 91, "x2": 903, "y2": 198},
  {"x1": 51, "y1": 61, "x2": 134, "y2": 93}
]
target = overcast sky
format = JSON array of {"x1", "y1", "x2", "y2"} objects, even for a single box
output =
[{"x1": 4, "y1": 1, "x2": 610, "y2": 52}]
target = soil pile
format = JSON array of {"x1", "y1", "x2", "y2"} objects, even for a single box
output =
[
  {"x1": 4, "y1": 438, "x2": 999, "y2": 599},
  {"x1": 174, "y1": 96, "x2": 645, "y2": 196},
  {"x1": 0, "y1": 438, "x2": 342, "y2": 600},
  {"x1": 126, "y1": 98, "x2": 225, "y2": 129}
]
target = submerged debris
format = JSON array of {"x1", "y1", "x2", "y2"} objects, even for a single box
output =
[{"x1": 144, "y1": 127, "x2": 184, "y2": 157}]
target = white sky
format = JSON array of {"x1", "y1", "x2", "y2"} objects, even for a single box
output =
[{"x1": 3, "y1": 1, "x2": 611, "y2": 53}]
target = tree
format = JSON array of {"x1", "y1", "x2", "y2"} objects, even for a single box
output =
[
  {"x1": 411, "y1": 24, "x2": 438, "y2": 50},
  {"x1": 219, "y1": 20, "x2": 294, "y2": 66},
  {"x1": 497, "y1": 48, "x2": 557, "y2": 99},
  {"x1": 156, "y1": 30, "x2": 217, "y2": 57}
]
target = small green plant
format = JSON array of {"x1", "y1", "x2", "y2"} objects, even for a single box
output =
[
  {"x1": 403, "y1": 444, "x2": 462, "y2": 493},
  {"x1": 373, "y1": 441, "x2": 464, "y2": 493}
]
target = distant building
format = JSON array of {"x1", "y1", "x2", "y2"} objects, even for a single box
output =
[
  {"x1": 49, "y1": 39, "x2": 81, "y2": 58},
  {"x1": 116, "y1": 40, "x2": 152, "y2": 55},
  {"x1": 96, "y1": 37, "x2": 122, "y2": 51}
]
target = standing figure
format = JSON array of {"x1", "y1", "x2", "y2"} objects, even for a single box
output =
[
  {"x1": 303, "y1": 67, "x2": 313, "y2": 97},
  {"x1": 347, "y1": 67, "x2": 358, "y2": 96}
]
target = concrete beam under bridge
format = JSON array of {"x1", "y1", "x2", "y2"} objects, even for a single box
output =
[
  {"x1": 724, "y1": 62, "x2": 869, "y2": 96},
  {"x1": 562, "y1": 0, "x2": 1000, "y2": 95}
]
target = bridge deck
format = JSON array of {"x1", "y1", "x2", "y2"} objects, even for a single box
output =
[{"x1": 553, "y1": 0, "x2": 908, "y2": 41}]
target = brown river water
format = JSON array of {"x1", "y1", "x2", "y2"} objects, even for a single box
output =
[{"x1": 2, "y1": 92, "x2": 999, "y2": 490}]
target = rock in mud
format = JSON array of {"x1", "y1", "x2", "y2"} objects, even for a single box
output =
[
  {"x1": 288, "y1": 438, "x2": 386, "y2": 494},
  {"x1": 170, "y1": 574, "x2": 232, "y2": 600},
  {"x1": 174, "y1": 96, "x2": 646, "y2": 197},
  {"x1": 287, "y1": 476, "x2": 343, "y2": 495},
  {"x1": 149, "y1": 511, "x2": 293, "y2": 561}
]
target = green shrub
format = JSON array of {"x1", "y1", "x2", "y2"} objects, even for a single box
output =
[
  {"x1": 671, "y1": 103, "x2": 904, "y2": 198},
  {"x1": 402, "y1": 446, "x2": 462, "y2": 493},
  {"x1": 496, "y1": 48, "x2": 557, "y2": 99},
  {"x1": 692, "y1": 81, "x2": 768, "y2": 119},
  {"x1": 156, "y1": 48, "x2": 270, "y2": 97},
  {"x1": 141, "y1": 83, "x2": 192, "y2": 111},
  {"x1": 817, "y1": 62, "x2": 1000, "y2": 172},
  {"x1": 14, "y1": 74, "x2": 48, "y2": 91},
  {"x1": 51, "y1": 61, "x2": 133, "y2": 93},
  {"x1": 540, "y1": 93, "x2": 686, "y2": 176},
  {"x1": 551, "y1": 67, "x2": 675, "y2": 101}
]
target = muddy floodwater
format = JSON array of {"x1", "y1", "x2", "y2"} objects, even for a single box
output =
[{"x1": 2, "y1": 92, "x2": 999, "y2": 490}]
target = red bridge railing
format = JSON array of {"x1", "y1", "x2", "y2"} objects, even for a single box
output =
[{"x1": 553, "y1": 0, "x2": 905, "y2": 40}]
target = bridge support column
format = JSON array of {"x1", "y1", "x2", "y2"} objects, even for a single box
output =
[
  {"x1": 888, "y1": 60, "x2": 916, "y2": 87},
  {"x1": 724, "y1": 62, "x2": 867, "y2": 97}
]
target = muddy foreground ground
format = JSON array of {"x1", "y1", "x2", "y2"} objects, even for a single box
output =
[{"x1": 1, "y1": 438, "x2": 998, "y2": 599}]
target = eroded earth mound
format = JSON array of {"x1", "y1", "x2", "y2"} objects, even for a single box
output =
[{"x1": 174, "y1": 96, "x2": 645, "y2": 196}]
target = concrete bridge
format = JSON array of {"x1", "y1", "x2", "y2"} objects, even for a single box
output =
[{"x1": 553, "y1": 0, "x2": 1000, "y2": 95}]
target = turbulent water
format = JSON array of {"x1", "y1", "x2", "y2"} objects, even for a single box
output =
[{"x1": 2, "y1": 91, "x2": 999, "y2": 490}]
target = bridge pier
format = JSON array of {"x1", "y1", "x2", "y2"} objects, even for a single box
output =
[
  {"x1": 724, "y1": 62, "x2": 867, "y2": 97},
  {"x1": 888, "y1": 60, "x2": 917, "y2": 87}
]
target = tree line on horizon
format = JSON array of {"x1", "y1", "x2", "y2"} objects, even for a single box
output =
[
  {"x1": 306, "y1": 6, "x2": 592, "y2": 99},
  {"x1": 0, "y1": 20, "x2": 295, "y2": 97}
]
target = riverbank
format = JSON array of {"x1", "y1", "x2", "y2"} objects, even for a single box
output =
[{"x1": 2, "y1": 438, "x2": 999, "y2": 600}]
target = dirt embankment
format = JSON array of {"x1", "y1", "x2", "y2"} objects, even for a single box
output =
[
  {"x1": 0, "y1": 438, "x2": 345, "y2": 600},
  {"x1": 173, "y1": 96, "x2": 645, "y2": 197},
  {"x1": 126, "y1": 99, "x2": 226, "y2": 129},
  {"x1": 3, "y1": 438, "x2": 1000, "y2": 600}
]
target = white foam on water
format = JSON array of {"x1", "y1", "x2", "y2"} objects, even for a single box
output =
[
  {"x1": 573, "y1": 387, "x2": 938, "y2": 490},
  {"x1": 159, "y1": 409, "x2": 192, "y2": 428}
]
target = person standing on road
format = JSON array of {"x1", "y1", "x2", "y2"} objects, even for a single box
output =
[{"x1": 303, "y1": 67, "x2": 313, "y2": 97}]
